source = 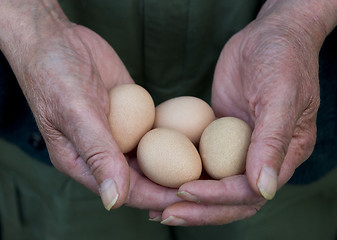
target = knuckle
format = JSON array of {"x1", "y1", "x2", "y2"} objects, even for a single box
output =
[
  {"x1": 254, "y1": 134, "x2": 289, "y2": 167},
  {"x1": 84, "y1": 149, "x2": 109, "y2": 178},
  {"x1": 84, "y1": 148, "x2": 124, "y2": 181}
]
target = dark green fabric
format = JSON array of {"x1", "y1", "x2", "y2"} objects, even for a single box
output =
[
  {"x1": 1, "y1": 138, "x2": 337, "y2": 240},
  {"x1": 0, "y1": 139, "x2": 173, "y2": 240},
  {"x1": 0, "y1": 52, "x2": 50, "y2": 165},
  {"x1": 59, "y1": 0, "x2": 263, "y2": 104}
]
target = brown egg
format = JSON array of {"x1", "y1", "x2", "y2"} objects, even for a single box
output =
[
  {"x1": 199, "y1": 117, "x2": 252, "y2": 179},
  {"x1": 137, "y1": 128, "x2": 202, "y2": 188},
  {"x1": 108, "y1": 84, "x2": 155, "y2": 153},
  {"x1": 154, "y1": 96, "x2": 215, "y2": 145}
]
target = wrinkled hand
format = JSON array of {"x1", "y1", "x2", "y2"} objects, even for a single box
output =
[
  {"x1": 2, "y1": 8, "x2": 180, "y2": 211},
  {"x1": 30, "y1": 26, "x2": 182, "y2": 210},
  {"x1": 153, "y1": 0, "x2": 333, "y2": 226}
]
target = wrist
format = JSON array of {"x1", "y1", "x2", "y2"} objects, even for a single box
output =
[
  {"x1": 257, "y1": 0, "x2": 337, "y2": 49},
  {"x1": 0, "y1": 0, "x2": 70, "y2": 67}
]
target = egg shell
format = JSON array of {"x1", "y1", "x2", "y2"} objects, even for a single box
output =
[
  {"x1": 137, "y1": 128, "x2": 202, "y2": 188},
  {"x1": 108, "y1": 84, "x2": 155, "y2": 153},
  {"x1": 199, "y1": 117, "x2": 252, "y2": 179},
  {"x1": 154, "y1": 96, "x2": 215, "y2": 145}
]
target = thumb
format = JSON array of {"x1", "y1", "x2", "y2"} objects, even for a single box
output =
[
  {"x1": 46, "y1": 104, "x2": 130, "y2": 211},
  {"x1": 246, "y1": 102, "x2": 296, "y2": 200}
]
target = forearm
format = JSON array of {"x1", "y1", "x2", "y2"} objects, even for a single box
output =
[
  {"x1": 257, "y1": 0, "x2": 337, "y2": 48},
  {"x1": 0, "y1": 0, "x2": 70, "y2": 70}
]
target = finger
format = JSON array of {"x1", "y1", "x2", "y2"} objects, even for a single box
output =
[
  {"x1": 125, "y1": 168, "x2": 183, "y2": 211},
  {"x1": 160, "y1": 202, "x2": 259, "y2": 226},
  {"x1": 246, "y1": 95, "x2": 298, "y2": 200},
  {"x1": 177, "y1": 175, "x2": 264, "y2": 205},
  {"x1": 47, "y1": 102, "x2": 130, "y2": 211}
]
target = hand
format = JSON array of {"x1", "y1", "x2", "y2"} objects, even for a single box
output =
[
  {"x1": 152, "y1": 0, "x2": 337, "y2": 226},
  {"x1": 0, "y1": 1, "x2": 180, "y2": 212},
  {"x1": 31, "y1": 25, "x2": 180, "y2": 211}
]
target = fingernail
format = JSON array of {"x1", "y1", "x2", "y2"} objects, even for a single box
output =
[
  {"x1": 99, "y1": 179, "x2": 119, "y2": 211},
  {"x1": 257, "y1": 166, "x2": 278, "y2": 200},
  {"x1": 149, "y1": 216, "x2": 162, "y2": 222},
  {"x1": 161, "y1": 216, "x2": 186, "y2": 226},
  {"x1": 176, "y1": 191, "x2": 200, "y2": 203}
]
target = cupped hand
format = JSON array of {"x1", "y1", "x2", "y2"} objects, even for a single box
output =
[
  {"x1": 154, "y1": 1, "x2": 327, "y2": 226},
  {"x1": 11, "y1": 23, "x2": 180, "y2": 211}
]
